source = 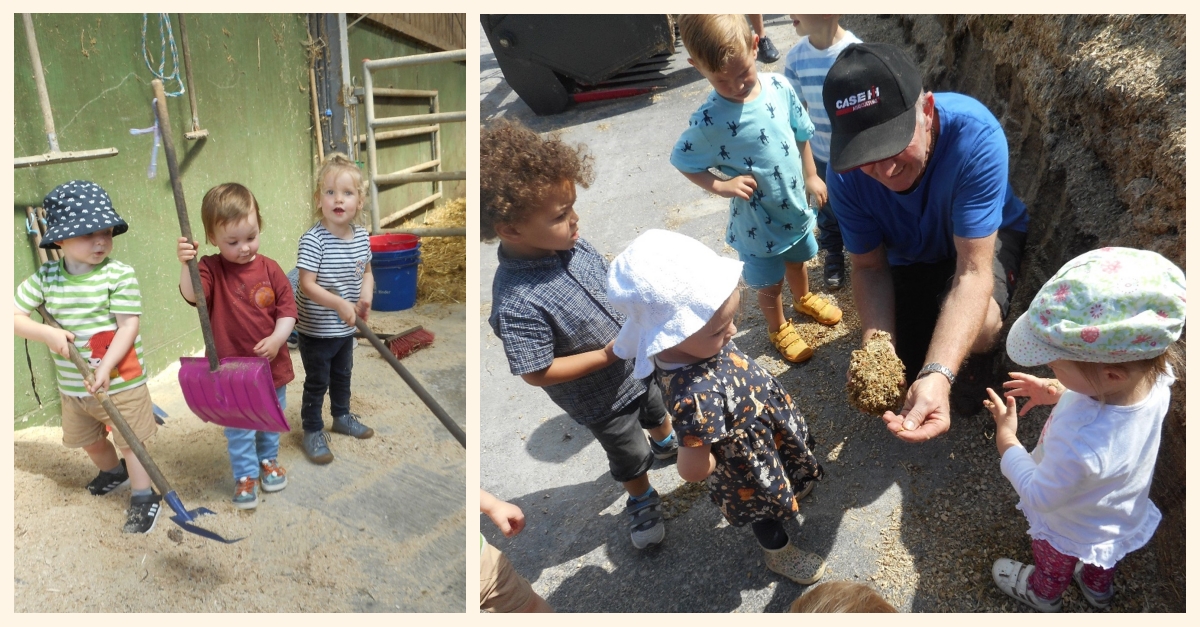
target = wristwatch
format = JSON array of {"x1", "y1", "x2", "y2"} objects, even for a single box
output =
[{"x1": 916, "y1": 362, "x2": 956, "y2": 385}]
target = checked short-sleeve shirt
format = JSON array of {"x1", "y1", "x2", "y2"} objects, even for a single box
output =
[{"x1": 488, "y1": 238, "x2": 646, "y2": 425}]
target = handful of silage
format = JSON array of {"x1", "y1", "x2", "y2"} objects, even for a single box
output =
[{"x1": 846, "y1": 331, "x2": 907, "y2": 415}]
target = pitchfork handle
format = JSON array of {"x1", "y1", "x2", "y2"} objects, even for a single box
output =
[
  {"x1": 35, "y1": 305, "x2": 176, "y2": 497},
  {"x1": 153, "y1": 79, "x2": 221, "y2": 372}
]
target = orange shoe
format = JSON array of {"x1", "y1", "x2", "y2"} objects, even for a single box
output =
[
  {"x1": 795, "y1": 292, "x2": 842, "y2": 326},
  {"x1": 770, "y1": 322, "x2": 814, "y2": 363}
]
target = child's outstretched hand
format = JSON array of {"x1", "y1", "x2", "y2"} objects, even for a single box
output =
[
  {"x1": 484, "y1": 499, "x2": 527, "y2": 538},
  {"x1": 805, "y1": 175, "x2": 828, "y2": 209},
  {"x1": 1002, "y1": 372, "x2": 1063, "y2": 416},
  {"x1": 983, "y1": 387, "x2": 1018, "y2": 434},
  {"x1": 714, "y1": 174, "x2": 758, "y2": 200},
  {"x1": 176, "y1": 237, "x2": 198, "y2": 264},
  {"x1": 254, "y1": 335, "x2": 284, "y2": 361}
]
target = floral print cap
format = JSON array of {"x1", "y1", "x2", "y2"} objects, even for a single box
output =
[{"x1": 1007, "y1": 247, "x2": 1185, "y2": 366}]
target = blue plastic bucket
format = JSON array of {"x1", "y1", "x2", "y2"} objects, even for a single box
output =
[{"x1": 372, "y1": 252, "x2": 421, "y2": 311}]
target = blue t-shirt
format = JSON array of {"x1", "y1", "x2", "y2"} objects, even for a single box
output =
[
  {"x1": 783, "y1": 30, "x2": 862, "y2": 163},
  {"x1": 827, "y1": 92, "x2": 1029, "y2": 266},
  {"x1": 671, "y1": 73, "x2": 815, "y2": 257}
]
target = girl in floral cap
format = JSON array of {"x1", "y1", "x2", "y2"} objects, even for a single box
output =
[
  {"x1": 983, "y1": 247, "x2": 1185, "y2": 612},
  {"x1": 607, "y1": 229, "x2": 826, "y2": 585}
]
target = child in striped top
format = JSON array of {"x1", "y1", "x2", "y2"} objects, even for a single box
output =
[
  {"x1": 14, "y1": 180, "x2": 162, "y2": 534},
  {"x1": 294, "y1": 153, "x2": 376, "y2": 465}
]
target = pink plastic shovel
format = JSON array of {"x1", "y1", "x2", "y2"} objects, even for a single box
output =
[{"x1": 153, "y1": 80, "x2": 288, "y2": 433}]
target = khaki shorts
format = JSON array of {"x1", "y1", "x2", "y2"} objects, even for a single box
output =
[
  {"x1": 60, "y1": 384, "x2": 157, "y2": 450},
  {"x1": 480, "y1": 541, "x2": 534, "y2": 613}
]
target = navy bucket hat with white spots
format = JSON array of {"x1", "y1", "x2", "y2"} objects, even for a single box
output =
[{"x1": 40, "y1": 180, "x2": 129, "y2": 249}]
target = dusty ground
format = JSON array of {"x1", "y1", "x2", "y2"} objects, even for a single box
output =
[{"x1": 14, "y1": 303, "x2": 466, "y2": 612}]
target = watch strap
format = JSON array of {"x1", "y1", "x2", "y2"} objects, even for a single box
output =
[{"x1": 916, "y1": 362, "x2": 956, "y2": 385}]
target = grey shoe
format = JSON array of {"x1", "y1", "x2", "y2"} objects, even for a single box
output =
[
  {"x1": 302, "y1": 430, "x2": 334, "y2": 464},
  {"x1": 757, "y1": 36, "x2": 781, "y2": 63},
  {"x1": 1073, "y1": 561, "x2": 1113, "y2": 610},
  {"x1": 649, "y1": 432, "x2": 678, "y2": 460},
  {"x1": 626, "y1": 489, "x2": 665, "y2": 549},
  {"x1": 332, "y1": 413, "x2": 374, "y2": 439}
]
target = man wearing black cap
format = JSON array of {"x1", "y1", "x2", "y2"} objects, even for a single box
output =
[{"x1": 823, "y1": 43, "x2": 1029, "y2": 442}]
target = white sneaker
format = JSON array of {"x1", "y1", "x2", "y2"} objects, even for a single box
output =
[{"x1": 992, "y1": 558, "x2": 1062, "y2": 612}]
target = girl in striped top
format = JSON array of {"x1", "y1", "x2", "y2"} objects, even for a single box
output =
[{"x1": 294, "y1": 154, "x2": 376, "y2": 465}]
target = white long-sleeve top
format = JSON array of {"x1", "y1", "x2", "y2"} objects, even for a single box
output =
[{"x1": 1000, "y1": 367, "x2": 1174, "y2": 568}]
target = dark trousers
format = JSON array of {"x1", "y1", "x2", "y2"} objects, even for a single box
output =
[
  {"x1": 813, "y1": 158, "x2": 843, "y2": 262},
  {"x1": 890, "y1": 228, "x2": 1027, "y2": 382},
  {"x1": 585, "y1": 382, "x2": 668, "y2": 483},
  {"x1": 297, "y1": 333, "x2": 355, "y2": 433}
]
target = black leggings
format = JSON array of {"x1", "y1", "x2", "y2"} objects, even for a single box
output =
[{"x1": 751, "y1": 519, "x2": 789, "y2": 550}]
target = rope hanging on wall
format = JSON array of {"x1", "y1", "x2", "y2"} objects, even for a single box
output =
[{"x1": 141, "y1": 13, "x2": 185, "y2": 97}]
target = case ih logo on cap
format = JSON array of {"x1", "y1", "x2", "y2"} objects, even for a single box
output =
[{"x1": 835, "y1": 86, "x2": 881, "y2": 116}]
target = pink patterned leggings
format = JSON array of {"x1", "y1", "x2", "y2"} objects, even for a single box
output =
[{"x1": 1028, "y1": 539, "x2": 1116, "y2": 600}]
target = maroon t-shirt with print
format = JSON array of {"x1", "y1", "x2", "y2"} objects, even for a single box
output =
[{"x1": 196, "y1": 254, "x2": 298, "y2": 387}]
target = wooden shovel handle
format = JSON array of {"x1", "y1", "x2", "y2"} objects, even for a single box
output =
[
  {"x1": 35, "y1": 304, "x2": 174, "y2": 496},
  {"x1": 152, "y1": 79, "x2": 221, "y2": 372}
]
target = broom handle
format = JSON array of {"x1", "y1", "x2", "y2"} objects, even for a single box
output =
[
  {"x1": 22, "y1": 14, "x2": 60, "y2": 153},
  {"x1": 27, "y1": 207, "x2": 48, "y2": 265},
  {"x1": 152, "y1": 79, "x2": 220, "y2": 372},
  {"x1": 177, "y1": 14, "x2": 202, "y2": 133},
  {"x1": 355, "y1": 319, "x2": 465, "y2": 447},
  {"x1": 35, "y1": 305, "x2": 175, "y2": 497}
]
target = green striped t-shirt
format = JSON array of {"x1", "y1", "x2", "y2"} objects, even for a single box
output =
[{"x1": 14, "y1": 258, "x2": 147, "y2": 397}]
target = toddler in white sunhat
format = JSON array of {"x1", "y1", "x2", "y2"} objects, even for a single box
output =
[
  {"x1": 607, "y1": 230, "x2": 827, "y2": 585},
  {"x1": 983, "y1": 247, "x2": 1185, "y2": 612}
]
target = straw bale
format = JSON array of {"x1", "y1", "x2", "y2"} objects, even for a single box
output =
[{"x1": 399, "y1": 197, "x2": 466, "y2": 304}]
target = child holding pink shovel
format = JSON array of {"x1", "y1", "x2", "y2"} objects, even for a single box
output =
[{"x1": 176, "y1": 183, "x2": 297, "y2": 510}]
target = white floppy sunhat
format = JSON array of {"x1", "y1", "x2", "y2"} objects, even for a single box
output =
[
  {"x1": 607, "y1": 229, "x2": 743, "y2": 378},
  {"x1": 1007, "y1": 247, "x2": 1185, "y2": 366}
]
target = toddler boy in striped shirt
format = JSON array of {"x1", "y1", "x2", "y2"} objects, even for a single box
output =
[
  {"x1": 14, "y1": 180, "x2": 162, "y2": 534},
  {"x1": 783, "y1": 15, "x2": 861, "y2": 289}
]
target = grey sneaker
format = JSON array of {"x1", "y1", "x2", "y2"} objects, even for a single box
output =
[
  {"x1": 626, "y1": 489, "x2": 665, "y2": 549},
  {"x1": 332, "y1": 413, "x2": 374, "y2": 439},
  {"x1": 1072, "y1": 561, "x2": 1113, "y2": 610},
  {"x1": 123, "y1": 491, "x2": 162, "y2": 534},
  {"x1": 757, "y1": 36, "x2": 781, "y2": 63},
  {"x1": 260, "y1": 459, "x2": 288, "y2": 492},
  {"x1": 302, "y1": 430, "x2": 334, "y2": 464},
  {"x1": 232, "y1": 477, "x2": 259, "y2": 510},
  {"x1": 649, "y1": 432, "x2": 678, "y2": 460}
]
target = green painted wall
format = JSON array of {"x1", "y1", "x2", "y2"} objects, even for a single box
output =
[{"x1": 13, "y1": 14, "x2": 465, "y2": 428}]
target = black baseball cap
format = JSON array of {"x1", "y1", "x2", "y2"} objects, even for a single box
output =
[{"x1": 823, "y1": 43, "x2": 924, "y2": 173}]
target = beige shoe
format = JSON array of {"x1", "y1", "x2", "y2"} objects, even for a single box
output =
[
  {"x1": 764, "y1": 539, "x2": 827, "y2": 585},
  {"x1": 769, "y1": 321, "x2": 814, "y2": 363},
  {"x1": 795, "y1": 292, "x2": 842, "y2": 326}
]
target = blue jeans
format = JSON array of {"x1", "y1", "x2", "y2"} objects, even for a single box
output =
[
  {"x1": 297, "y1": 333, "x2": 355, "y2": 433},
  {"x1": 224, "y1": 386, "x2": 286, "y2": 480},
  {"x1": 813, "y1": 158, "x2": 844, "y2": 263}
]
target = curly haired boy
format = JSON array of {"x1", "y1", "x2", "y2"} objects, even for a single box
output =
[{"x1": 482, "y1": 120, "x2": 677, "y2": 550}]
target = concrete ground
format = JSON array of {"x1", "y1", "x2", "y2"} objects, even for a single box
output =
[{"x1": 480, "y1": 16, "x2": 1035, "y2": 613}]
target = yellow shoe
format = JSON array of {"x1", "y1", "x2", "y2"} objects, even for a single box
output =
[
  {"x1": 769, "y1": 322, "x2": 813, "y2": 363},
  {"x1": 795, "y1": 292, "x2": 842, "y2": 326}
]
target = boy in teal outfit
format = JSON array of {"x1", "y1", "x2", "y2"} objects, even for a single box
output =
[{"x1": 671, "y1": 14, "x2": 842, "y2": 365}]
